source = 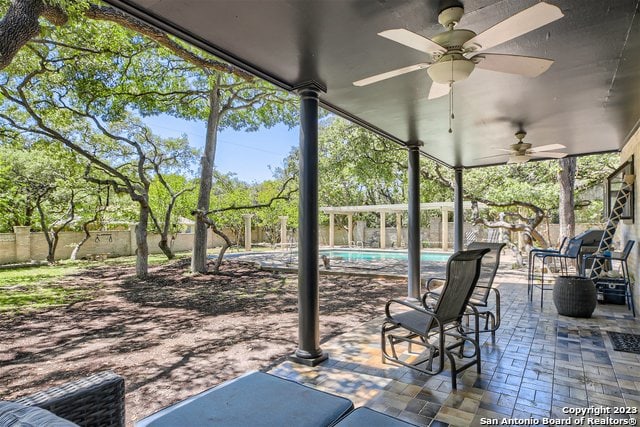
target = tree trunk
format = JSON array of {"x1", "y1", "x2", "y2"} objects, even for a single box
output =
[
  {"x1": 156, "y1": 188, "x2": 192, "y2": 260},
  {"x1": 47, "y1": 230, "x2": 60, "y2": 264},
  {"x1": 558, "y1": 157, "x2": 576, "y2": 242},
  {"x1": 70, "y1": 230, "x2": 90, "y2": 260},
  {"x1": 136, "y1": 204, "x2": 150, "y2": 278},
  {"x1": 0, "y1": 0, "x2": 67, "y2": 70},
  {"x1": 191, "y1": 78, "x2": 221, "y2": 273},
  {"x1": 158, "y1": 235, "x2": 174, "y2": 259},
  {"x1": 210, "y1": 221, "x2": 234, "y2": 273},
  {"x1": 35, "y1": 197, "x2": 55, "y2": 264},
  {"x1": 70, "y1": 218, "x2": 95, "y2": 260}
]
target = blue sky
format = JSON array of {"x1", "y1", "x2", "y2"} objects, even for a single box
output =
[{"x1": 144, "y1": 114, "x2": 299, "y2": 183}]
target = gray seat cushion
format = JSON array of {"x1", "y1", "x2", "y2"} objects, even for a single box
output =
[
  {"x1": 0, "y1": 401, "x2": 78, "y2": 427},
  {"x1": 136, "y1": 371, "x2": 353, "y2": 427},
  {"x1": 333, "y1": 407, "x2": 417, "y2": 426}
]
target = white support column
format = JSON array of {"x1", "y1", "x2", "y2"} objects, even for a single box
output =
[
  {"x1": 396, "y1": 212, "x2": 402, "y2": 248},
  {"x1": 347, "y1": 214, "x2": 353, "y2": 247},
  {"x1": 380, "y1": 211, "x2": 386, "y2": 249},
  {"x1": 329, "y1": 213, "x2": 335, "y2": 248},
  {"x1": 279, "y1": 216, "x2": 288, "y2": 250},
  {"x1": 441, "y1": 207, "x2": 450, "y2": 251},
  {"x1": 242, "y1": 214, "x2": 253, "y2": 251}
]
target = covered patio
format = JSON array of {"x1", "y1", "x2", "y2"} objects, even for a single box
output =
[
  {"x1": 269, "y1": 268, "x2": 640, "y2": 425},
  {"x1": 98, "y1": 0, "x2": 640, "y2": 424}
]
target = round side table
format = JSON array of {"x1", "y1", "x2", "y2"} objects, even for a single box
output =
[{"x1": 553, "y1": 276, "x2": 597, "y2": 318}]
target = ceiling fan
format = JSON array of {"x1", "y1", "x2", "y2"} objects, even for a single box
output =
[
  {"x1": 483, "y1": 130, "x2": 568, "y2": 164},
  {"x1": 352, "y1": 1, "x2": 564, "y2": 100}
]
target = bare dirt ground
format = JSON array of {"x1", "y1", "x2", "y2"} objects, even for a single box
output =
[{"x1": 0, "y1": 258, "x2": 406, "y2": 425}]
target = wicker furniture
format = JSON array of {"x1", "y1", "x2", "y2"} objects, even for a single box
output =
[
  {"x1": 552, "y1": 276, "x2": 597, "y2": 318},
  {"x1": 5, "y1": 371, "x2": 125, "y2": 427},
  {"x1": 382, "y1": 248, "x2": 489, "y2": 389},
  {"x1": 0, "y1": 401, "x2": 77, "y2": 426}
]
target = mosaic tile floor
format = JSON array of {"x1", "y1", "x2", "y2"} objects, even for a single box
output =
[{"x1": 269, "y1": 269, "x2": 640, "y2": 426}]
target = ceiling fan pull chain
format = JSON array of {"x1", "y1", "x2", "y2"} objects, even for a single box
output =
[
  {"x1": 448, "y1": 84, "x2": 453, "y2": 133},
  {"x1": 448, "y1": 58, "x2": 454, "y2": 133}
]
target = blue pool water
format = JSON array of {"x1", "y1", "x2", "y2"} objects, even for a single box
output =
[{"x1": 319, "y1": 250, "x2": 450, "y2": 263}]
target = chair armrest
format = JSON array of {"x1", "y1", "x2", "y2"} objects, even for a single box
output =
[
  {"x1": 425, "y1": 277, "x2": 445, "y2": 292},
  {"x1": 421, "y1": 291, "x2": 440, "y2": 309},
  {"x1": 582, "y1": 253, "x2": 605, "y2": 261},
  {"x1": 385, "y1": 298, "x2": 435, "y2": 318},
  {"x1": 15, "y1": 371, "x2": 125, "y2": 427},
  {"x1": 531, "y1": 248, "x2": 560, "y2": 255}
]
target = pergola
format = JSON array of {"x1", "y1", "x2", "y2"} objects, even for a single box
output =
[
  {"x1": 321, "y1": 201, "x2": 481, "y2": 250},
  {"x1": 104, "y1": 0, "x2": 640, "y2": 366}
]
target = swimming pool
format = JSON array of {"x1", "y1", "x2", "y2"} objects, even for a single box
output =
[{"x1": 319, "y1": 249, "x2": 450, "y2": 263}]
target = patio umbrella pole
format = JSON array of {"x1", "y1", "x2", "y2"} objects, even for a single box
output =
[{"x1": 291, "y1": 82, "x2": 328, "y2": 366}]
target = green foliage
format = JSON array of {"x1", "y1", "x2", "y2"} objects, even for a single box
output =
[
  {"x1": 253, "y1": 180, "x2": 297, "y2": 243},
  {"x1": 148, "y1": 174, "x2": 197, "y2": 231},
  {"x1": 0, "y1": 253, "x2": 187, "y2": 313},
  {"x1": 0, "y1": 142, "x2": 92, "y2": 232},
  {"x1": 0, "y1": 263, "x2": 88, "y2": 313}
]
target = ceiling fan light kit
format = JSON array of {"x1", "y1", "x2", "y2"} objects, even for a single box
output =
[
  {"x1": 507, "y1": 130, "x2": 568, "y2": 163},
  {"x1": 508, "y1": 155, "x2": 531, "y2": 164},
  {"x1": 353, "y1": 1, "x2": 565, "y2": 135},
  {"x1": 426, "y1": 55, "x2": 475, "y2": 84}
]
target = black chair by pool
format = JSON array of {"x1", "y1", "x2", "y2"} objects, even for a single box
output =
[{"x1": 381, "y1": 248, "x2": 489, "y2": 389}]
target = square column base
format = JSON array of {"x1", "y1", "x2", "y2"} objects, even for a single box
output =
[{"x1": 289, "y1": 351, "x2": 329, "y2": 367}]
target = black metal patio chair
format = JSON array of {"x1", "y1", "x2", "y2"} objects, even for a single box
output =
[
  {"x1": 530, "y1": 237, "x2": 583, "y2": 308},
  {"x1": 527, "y1": 236, "x2": 568, "y2": 296},
  {"x1": 425, "y1": 242, "x2": 506, "y2": 341},
  {"x1": 381, "y1": 248, "x2": 489, "y2": 389}
]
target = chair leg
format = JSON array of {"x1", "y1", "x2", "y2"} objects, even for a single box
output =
[
  {"x1": 621, "y1": 260, "x2": 635, "y2": 317},
  {"x1": 540, "y1": 258, "x2": 545, "y2": 309},
  {"x1": 528, "y1": 253, "x2": 535, "y2": 296}
]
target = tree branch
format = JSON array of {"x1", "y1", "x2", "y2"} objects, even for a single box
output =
[{"x1": 204, "y1": 176, "x2": 297, "y2": 215}]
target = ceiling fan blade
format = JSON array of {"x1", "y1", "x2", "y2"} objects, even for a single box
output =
[
  {"x1": 463, "y1": 2, "x2": 564, "y2": 52},
  {"x1": 475, "y1": 153, "x2": 509, "y2": 160},
  {"x1": 528, "y1": 151, "x2": 568, "y2": 159},
  {"x1": 474, "y1": 54, "x2": 554, "y2": 77},
  {"x1": 378, "y1": 29, "x2": 446, "y2": 55},
  {"x1": 528, "y1": 143, "x2": 566, "y2": 153},
  {"x1": 353, "y1": 63, "x2": 430, "y2": 86},
  {"x1": 427, "y1": 82, "x2": 450, "y2": 99}
]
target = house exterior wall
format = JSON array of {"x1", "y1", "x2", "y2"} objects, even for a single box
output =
[{"x1": 618, "y1": 125, "x2": 640, "y2": 311}]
